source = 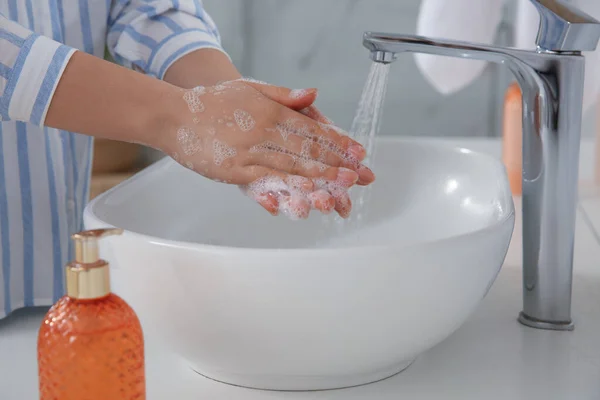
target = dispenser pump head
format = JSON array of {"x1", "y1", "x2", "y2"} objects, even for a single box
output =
[
  {"x1": 72, "y1": 228, "x2": 123, "y2": 264},
  {"x1": 66, "y1": 228, "x2": 123, "y2": 300}
]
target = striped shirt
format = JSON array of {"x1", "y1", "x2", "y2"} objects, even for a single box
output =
[{"x1": 0, "y1": 0, "x2": 224, "y2": 318}]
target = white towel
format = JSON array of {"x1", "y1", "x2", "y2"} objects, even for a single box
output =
[
  {"x1": 414, "y1": 0, "x2": 505, "y2": 95},
  {"x1": 514, "y1": 0, "x2": 539, "y2": 49},
  {"x1": 414, "y1": 0, "x2": 600, "y2": 112}
]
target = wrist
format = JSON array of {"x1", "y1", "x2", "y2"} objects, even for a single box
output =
[
  {"x1": 137, "y1": 83, "x2": 185, "y2": 155},
  {"x1": 163, "y1": 48, "x2": 241, "y2": 88}
]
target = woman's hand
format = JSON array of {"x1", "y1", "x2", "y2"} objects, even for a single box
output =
[
  {"x1": 43, "y1": 48, "x2": 372, "y2": 220},
  {"x1": 158, "y1": 79, "x2": 375, "y2": 220}
]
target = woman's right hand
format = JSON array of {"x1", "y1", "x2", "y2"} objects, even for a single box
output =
[{"x1": 157, "y1": 79, "x2": 375, "y2": 220}]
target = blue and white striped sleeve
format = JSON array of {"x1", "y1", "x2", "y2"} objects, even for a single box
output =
[
  {"x1": 0, "y1": 14, "x2": 75, "y2": 126},
  {"x1": 107, "y1": 0, "x2": 228, "y2": 80}
]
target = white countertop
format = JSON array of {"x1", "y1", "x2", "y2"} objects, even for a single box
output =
[{"x1": 1, "y1": 137, "x2": 600, "y2": 400}]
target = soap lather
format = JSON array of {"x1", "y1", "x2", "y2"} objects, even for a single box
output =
[{"x1": 37, "y1": 228, "x2": 146, "y2": 400}]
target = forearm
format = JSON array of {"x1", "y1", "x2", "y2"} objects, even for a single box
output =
[
  {"x1": 45, "y1": 51, "x2": 179, "y2": 149},
  {"x1": 163, "y1": 48, "x2": 241, "y2": 89},
  {"x1": 44, "y1": 48, "x2": 238, "y2": 148}
]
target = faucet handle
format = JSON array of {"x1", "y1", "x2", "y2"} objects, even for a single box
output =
[{"x1": 531, "y1": 0, "x2": 600, "y2": 52}]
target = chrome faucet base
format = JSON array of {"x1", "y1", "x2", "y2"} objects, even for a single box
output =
[{"x1": 518, "y1": 312, "x2": 574, "y2": 331}]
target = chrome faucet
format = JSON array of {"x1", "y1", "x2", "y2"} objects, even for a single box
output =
[{"x1": 363, "y1": 0, "x2": 600, "y2": 331}]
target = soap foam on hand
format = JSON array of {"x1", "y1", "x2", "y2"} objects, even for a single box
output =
[
  {"x1": 183, "y1": 86, "x2": 206, "y2": 113},
  {"x1": 240, "y1": 169, "x2": 356, "y2": 221},
  {"x1": 233, "y1": 109, "x2": 256, "y2": 132},
  {"x1": 289, "y1": 89, "x2": 311, "y2": 99},
  {"x1": 243, "y1": 131, "x2": 359, "y2": 220},
  {"x1": 241, "y1": 175, "x2": 338, "y2": 220}
]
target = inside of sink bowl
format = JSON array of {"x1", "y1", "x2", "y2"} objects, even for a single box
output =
[{"x1": 88, "y1": 138, "x2": 512, "y2": 249}]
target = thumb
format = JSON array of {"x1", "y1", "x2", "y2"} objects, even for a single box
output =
[{"x1": 245, "y1": 82, "x2": 318, "y2": 110}]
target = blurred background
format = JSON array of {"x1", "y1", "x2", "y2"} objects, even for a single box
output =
[
  {"x1": 206, "y1": 0, "x2": 514, "y2": 139},
  {"x1": 204, "y1": 0, "x2": 598, "y2": 139},
  {"x1": 91, "y1": 0, "x2": 599, "y2": 197}
]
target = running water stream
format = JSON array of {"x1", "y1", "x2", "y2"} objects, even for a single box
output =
[{"x1": 331, "y1": 62, "x2": 391, "y2": 233}]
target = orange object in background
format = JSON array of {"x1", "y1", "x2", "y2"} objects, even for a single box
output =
[
  {"x1": 596, "y1": 99, "x2": 600, "y2": 186},
  {"x1": 502, "y1": 82, "x2": 523, "y2": 196},
  {"x1": 37, "y1": 229, "x2": 145, "y2": 400}
]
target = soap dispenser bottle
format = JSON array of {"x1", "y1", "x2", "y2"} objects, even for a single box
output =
[{"x1": 37, "y1": 228, "x2": 145, "y2": 400}]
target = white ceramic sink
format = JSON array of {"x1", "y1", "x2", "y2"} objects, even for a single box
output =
[{"x1": 83, "y1": 137, "x2": 515, "y2": 391}]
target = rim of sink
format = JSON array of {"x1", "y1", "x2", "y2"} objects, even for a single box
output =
[{"x1": 85, "y1": 137, "x2": 515, "y2": 255}]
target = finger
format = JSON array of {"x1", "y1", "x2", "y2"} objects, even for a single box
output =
[
  {"x1": 239, "y1": 165, "x2": 315, "y2": 190},
  {"x1": 263, "y1": 119, "x2": 374, "y2": 185},
  {"x1": 238, "y1": 184, "x2": 278, "y2": 215},
  {"x1": 314, "y1": 179, "x2": 352, "y2": 218},
  {"x1": 308, "y1": 124, "x2": 376, "y2": 185},
  {"x1": 244, "y1": 82, "x2": 318, "y2": 110},
  {"x1": 240, "y1": 167, "x2": 340, "y2": 219},
  {"x1": 308, "y1": 189, "x2": 335, "y2": 214},
  {"x1": 272, "y1": 116, "x2": 367, "y2": 163},
  {"x1": 249, "y1": 187, "x2": 335, "y2": 216},
  {"x1": 299, "y1": 105, "x2": 334, "y2": 124},
  {"x1": 249, "y1": 135, "x2": 347, "y2": 171},
  {"x1": 278, "y1": 133, "x2": 375, "y2": 185},
  {"x1": 239, "y1": 172, "x2": 288, "y2": 217},
  {"x1": 254, "y1": 191, "x2": 280, "y2": 216},
  {"x1": 312, "y1": 122, "x2": 367, "y2": 161},
  {"x1": 355, "y1": 165, "x2": 376, "y2": 186},
  {"x1": 279, "y1": 194, "x2": 311, "y2": 220},
  {"x1": 267, "y1": 172, "x2": 351, "y2": 219},
  {"x1": 239, "y1": 80, "x2": 334, "y2": 124},
  {"x1": 239, "y1": 81, "x2": 367, "y2": 167},
  {"x1": 243, "y1": 86, "x2": 367, "y2": 164},
  {"x1": 333, "y1": 189, "x2": 352, "y2": 218},
  {"x1": 255, "y1": 185, "x2": 333, "y2": 218},
  {"x1": 248, "y1": 135, "x2": 375, "y2": 185},
  {"x1": 246, "y1": 149, "x2": 359, "y2": 186}
]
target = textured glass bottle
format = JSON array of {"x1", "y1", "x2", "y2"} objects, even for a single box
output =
[{"x1": 38, "y1": 228, "x2": 146, "y2": 400}]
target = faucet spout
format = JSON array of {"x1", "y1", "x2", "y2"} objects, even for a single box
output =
[
  {"x1": 362, "y1": 0, "x2": 600, "y2": 331},
  {"x1": 369, "y1": 50, "x2": 397, "y2": 64}
]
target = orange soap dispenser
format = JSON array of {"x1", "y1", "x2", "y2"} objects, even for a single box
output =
[{"x1": 37, "y1": 228, "x2": 146, "y2": 400}]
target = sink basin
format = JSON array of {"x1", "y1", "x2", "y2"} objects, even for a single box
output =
[{"x1": 83, "y1": 137, "x2": 515, "y2": 391}]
